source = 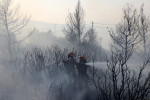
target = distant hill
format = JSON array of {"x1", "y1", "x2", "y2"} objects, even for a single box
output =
[
  {"x1": 28, "y1": 20, "x2": 65, "y2": 37},
  {"x1": 28, "y1": 20, "x2": 112, "y2": 50}
]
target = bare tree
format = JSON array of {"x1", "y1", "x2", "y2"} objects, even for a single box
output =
[
  {"x1": 23, "y1": 45, "x2": 68, "y2": 78},
  {"x1": 63, "y1": 1, "x2": 105, "y2": 61},
  {"x1": 83, "y1": 27, "x2": 97, "y2": 45},
  {"x1": 139, "y1": 4, "x2": 150, "y2": 54},
  {"x1": 0, "y1": 0, "x2": 34, "y2": 59},
  {"x1": 106, "y1": 4, "x2": 150, "y2": 100},
  {"x1": 105, "y1": 49, "x2": 150, "y2": 100},
  {"x1": 88, "y1": 4, "x2": 150, "y2": 100},
  {"x1": 110, "y1": 4, "x2": 141, "y2": 62},
  {"x1": 89, "y1": 47, "x2": 150, "y2": 100},
  {"x1": 63, "y1": 0, "x2": 85, "y2": 47}
]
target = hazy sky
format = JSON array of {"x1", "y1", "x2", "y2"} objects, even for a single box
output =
[
  {"x1": 15, "y1": 0, "x2": 150, "y2": 24},
  {"x1": 13, "y1": 0, "x2": 150, "y2": 49}
]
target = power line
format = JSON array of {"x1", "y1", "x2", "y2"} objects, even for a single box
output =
[
  {"x1": 94, "y1": 26, "x2": 109, "y2": 28},
  {"x1": 94, "y1": 23, "x2": 116, "y2": 26}
]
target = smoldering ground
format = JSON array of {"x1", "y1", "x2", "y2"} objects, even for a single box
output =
[
  {"x1": 0, "y1": 60, "x2": 97, "y2": 100},
  {"x1": 0, "y1": 0, "x2": 150, "y2": 99},
  {"x1": 1, "y1": 48, "x2": 150, "y2": 100}
]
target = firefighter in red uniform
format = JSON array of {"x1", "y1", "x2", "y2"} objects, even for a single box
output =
[
  {"x1": 76, "y1": 56, "x2": 89, "y2": 88},
  {"x1": 63, "y1": 52, "x2": 77, "y2": 82}
]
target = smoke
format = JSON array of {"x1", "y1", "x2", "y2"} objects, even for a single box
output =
[
  {"x1": 86, "y1": 60, "x2": 150, "y2": 77},
  {"x1": 0, "y1": 59, "x2": 90, "y2": 100},
  {"x1": 86, "y1": 62, "x2": 107, "y2": 70},
  {"x1": 0, "y1": 63, "x2": 50, "y2": 100},
  {"x1": 23, "y1": 29, "x2": 73, "y2": 49},
  {"x1": 0, "y1": 48, "x2": 149, "y2": 100}
]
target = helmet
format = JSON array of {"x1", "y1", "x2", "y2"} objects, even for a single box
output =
[
  {"x1": 68, "y1": 52, "x2": 74, "y2": 58},
  {"x1": 69, "y1": 52, "x2": 74, "y2": 56},
  {"x1": 79, "y1": 56, "x2": 87, "y2": 63},
  {"x1": 80, "y1": 56, "x2": 86, "y2": 60}
]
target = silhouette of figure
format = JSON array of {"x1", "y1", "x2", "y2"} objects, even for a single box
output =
[
  {"x1": 76, "y1": 56, "x2": 89, "y2": 88},
  {"x1": 63, "y1": 52, "x2": 77, "y2": 82}
]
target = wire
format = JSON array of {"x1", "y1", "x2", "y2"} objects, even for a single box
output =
[
  {"x1": 94, "y1": 26, "x2": 109, "y2": 28},
  {"x1": 94, "y1": 23, "x2": 116, "y2": 26}
]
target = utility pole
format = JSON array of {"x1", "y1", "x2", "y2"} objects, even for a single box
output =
[
  {"x1": 92, "y1": 21, "x2": 94, "y2": 30},
  {"x1": 92, "y1": 21, "x2": 94, "y2": 34}
]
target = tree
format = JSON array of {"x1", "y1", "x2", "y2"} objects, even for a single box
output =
[
  {"x1": 63, "y1": 1, "x2": 105, "y2": 61},
  {"x1": 104, "y1": 4, "x2": 150, "y2": 100},
  {"x1": 104, "y1": 49, "x2": 150, "y2": 100},
  {"x1": 63, "y1": 0, "x2": 85, "y2": 47},
  {"x1": 84, "y1": 26, "x2": 97, "y2": 46},
  {"x1": 110, "y1": 4, "x2": 141, "y2": 62},
  {"x1": 0, "y1": 0, "x2": 34, "y2": 59},
  {"x1": 139, "y1": 4, "x2": 150, "y2": 54},
  {"x1": 81, "y1": 27, "x2": 104, "y2": 61}
]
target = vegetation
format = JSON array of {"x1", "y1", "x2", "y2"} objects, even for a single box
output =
[{"x1": 0, "y1": 0, "x2": 150, "y2": 100}]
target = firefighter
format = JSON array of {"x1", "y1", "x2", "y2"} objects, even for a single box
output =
[
  {"x1": 63, "y1": 52, "x2": 77, "y2": 82},
  {"x1": 76, "y1": 56, "x2": 89, "y2": 88}
]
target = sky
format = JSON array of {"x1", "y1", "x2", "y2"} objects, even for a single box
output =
[
  {"x1": 13, "y1": 0, "x2": 150, "y2": 49},
  {"x1": 15, "y1": 0, "x2": 150, "y2": 24}
]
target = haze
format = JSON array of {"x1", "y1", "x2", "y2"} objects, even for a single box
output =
[
  {"x1": 12, "y1": 0, "x2": 150, "y2": 49},
  {"x1": 1, "y1": 0, "x2": 150, "y2": 100},
  {"x1": 15, "y1": 0, "x2": 150, "y2": 24}
]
